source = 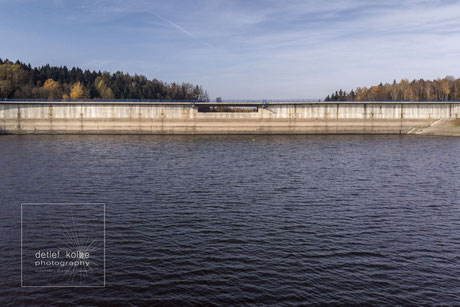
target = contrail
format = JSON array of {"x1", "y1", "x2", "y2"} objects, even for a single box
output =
[{"x1": 152, "y1": 11, "x2": 215, "y2": 49}]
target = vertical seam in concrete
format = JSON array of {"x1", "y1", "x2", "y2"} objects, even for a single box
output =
[{"x1": 17, "y1": 106, "x2": 21, "y2": 131}]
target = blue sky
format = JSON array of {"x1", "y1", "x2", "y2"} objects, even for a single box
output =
[{"x1": 1, "y1": 0, "x2": 460, "y2": 99}]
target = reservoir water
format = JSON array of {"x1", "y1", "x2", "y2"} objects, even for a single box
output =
[{"x1": 0, "y1": 135, "x2": 459, "y2": 305}]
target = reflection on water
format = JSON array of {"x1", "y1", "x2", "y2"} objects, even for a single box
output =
[{"x1": 0, "y1": 135, "x2": 459, "y2": 305}]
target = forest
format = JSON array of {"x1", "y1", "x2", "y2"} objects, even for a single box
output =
[
  {"x1": 0, "y1": 59, "x2": 208, "y2": 100},
  {"x1": 326, "y1": 77, "x2": 460, "y2": 101}
]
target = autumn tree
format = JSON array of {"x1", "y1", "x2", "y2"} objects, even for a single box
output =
[
  {"x1": 70, "y1": 82, "x2": 86, "y2": 99},
  {"x1": 424, "y1": 81, "x2": 433, "y2": 100},
  {"x1": 326, "y1": 76, "x2": 460, "y2": 101},
  {"x1": 43, "y1": 78, "x2": 62, "y2": 99},
  {"x1": 95, "y1": 76, "x2": 115, "y2": 99},
  {"x1": 440, "y1": 77, "x2": 452, "y2": 101},
  {"x1": 0, "y1": 60, "x2": 26, "y2": 98},
  {"x1": 454, "y1": 79, "x2": 460, "y2": 100}
]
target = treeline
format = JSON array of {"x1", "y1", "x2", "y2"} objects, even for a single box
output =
[
  {"x1": 326, "y1": 77, "x2": 460, "y2": 101},
  {"x1": 0, "y1": 59, "x2": 208, "y2": 100}
]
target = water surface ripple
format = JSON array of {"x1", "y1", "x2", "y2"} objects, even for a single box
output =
[{"x1": 0, "y1": 135, "x2": 459, "y2": 305}]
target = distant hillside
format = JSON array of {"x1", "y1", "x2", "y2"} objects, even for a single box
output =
[
  {"x1": 0, "y1": 58, "x2": 208, "y2": 100},
  {"x1": 326, "y1": 77, "x2": 460, "y2": 101}
]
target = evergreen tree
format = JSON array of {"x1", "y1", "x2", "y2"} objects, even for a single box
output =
[{"x1": 0, "y1": 59, "x2": 209, "y2": 100}]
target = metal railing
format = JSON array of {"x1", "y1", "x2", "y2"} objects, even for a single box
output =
[
  {"x1": 2, "y1": 98, "x2": 460, "y2": 103},
  {"x1": 0, "y1": 98, "x2": 321, "y2": 103}
]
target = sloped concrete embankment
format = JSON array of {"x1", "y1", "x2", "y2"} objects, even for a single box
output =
[{"x1": 409, "y1": 119, "x2": 460, "y2": 136}]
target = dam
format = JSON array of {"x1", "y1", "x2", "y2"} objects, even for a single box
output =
[{"x1": 0, "y1": 100, "x2": 459, "y2": 135}]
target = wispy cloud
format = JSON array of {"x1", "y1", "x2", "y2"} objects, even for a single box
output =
[
  {"x1": 151, "y1": 11, "x2": 215, "y2": 49},
  {"x1": 2, "y1": 0, "x2": 460, "y2": 98}
]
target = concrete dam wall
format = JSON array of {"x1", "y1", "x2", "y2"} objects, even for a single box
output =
[{"x1": 1, "y1": 101, "x2": 459, "y2": 135}]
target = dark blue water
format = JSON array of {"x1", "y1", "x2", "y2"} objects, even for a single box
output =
[{"x1": 1, "y1": 135, "x2": 459, "y2": 305}]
